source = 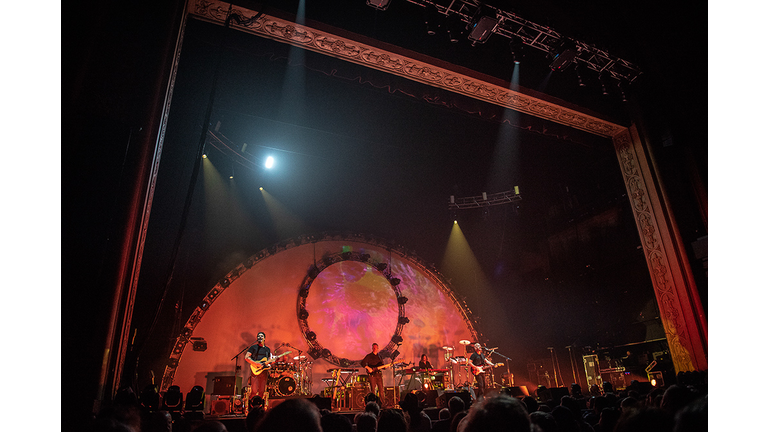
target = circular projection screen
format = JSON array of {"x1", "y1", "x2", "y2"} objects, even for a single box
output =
[
  {"x1": 304, "y1": 260, "x2": 401, "y2": 360},
  {"x1": 163, "y1": 234, "x2": 479, "y2": 396}
]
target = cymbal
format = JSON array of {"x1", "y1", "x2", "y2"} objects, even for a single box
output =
[
  {"x1": 441, "y1": 346, "x2": 454, "y2": 351},
  {"x1": 459, "y1": 339, "x2": 471, "y2": 345},
  {"x1": 293, "y1": 355, "x2": 307, "y2": 360}
]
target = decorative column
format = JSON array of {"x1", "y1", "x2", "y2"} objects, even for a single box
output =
[{"x1": 613, "y1": 125, "x2": 708, "y2": 373}]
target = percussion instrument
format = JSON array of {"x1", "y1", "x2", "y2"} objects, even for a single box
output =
[{"x1": 275, "y1": 376, "x2": 297, "y2": 397}]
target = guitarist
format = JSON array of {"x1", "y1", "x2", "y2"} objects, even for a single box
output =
[
  {"x1": 360, "y1": 343, "x2": 385, "y2": 401},
  {"x1": 245, "y1": 332, "x2": 273, "y2": 398},
  {"x1": 470, "y1": 343, "x2": 494, "y2": 399}
]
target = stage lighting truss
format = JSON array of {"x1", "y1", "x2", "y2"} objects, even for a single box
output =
[
  {"x1": 448, "y1": 189, "x2": 522, "y2": 210},
  {"x1": 403, "y1": 0, "x2": 642, "y2": 84},
  {"x1": 296, "y1": 249, "x2": 408, "y2": 367}
]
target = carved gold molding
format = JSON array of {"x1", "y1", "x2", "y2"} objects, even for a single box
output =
[
  {"x1": 613, "y1": 129, "x2": 696, "y2": 373},
  {"x1": 189, "y1": 0, "x2": 623, "y2": 138}
]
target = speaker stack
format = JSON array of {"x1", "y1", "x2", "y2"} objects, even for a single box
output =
[{"x1": 210, "y1": 396, "x2": 232, "y2": 416}]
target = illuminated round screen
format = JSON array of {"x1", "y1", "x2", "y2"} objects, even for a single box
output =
[{"x1": 304, "y1": 261, "x2": 399, "y2": 360}]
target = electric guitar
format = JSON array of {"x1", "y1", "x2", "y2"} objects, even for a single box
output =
[
  {"x1": 364, "y1": 362, "x2": 394, "y2": 374},
  {"x1": 249, "y1": 351, "x2": 292, "y2": 375},
  {"x1": 469, "y1": 362, "x2": 504, "y2": 376}
]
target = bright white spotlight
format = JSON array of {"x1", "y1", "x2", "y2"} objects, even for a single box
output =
[{"x1": 265, "y1": 156, "x2": 275, "y2": 169}]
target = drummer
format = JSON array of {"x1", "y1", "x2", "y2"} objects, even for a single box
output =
[{"x1": 418, "y1": 354, "x2": 433, "y2": 370}]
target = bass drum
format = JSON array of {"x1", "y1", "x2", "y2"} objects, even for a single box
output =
[{"x1": 276, "y1": 376, "x2": 297, "y2": 397}]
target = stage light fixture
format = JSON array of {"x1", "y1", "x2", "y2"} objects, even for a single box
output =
[
  {"x1": 140, "y1": 384, "x2": 160, "y2": 411},
  {"x1": 424, "y1": 5, "x2": 440, "y2": 36},
  {"x1": 398, "y1": 316, "x2": 410, "y2": 325},
  {"x1": 265, "y1": 156, "x2": 274, "y2": 169},
  {"x1": 509, "y1": 41, "x2": 524, "y2": 65},
  {"x1": 446, "y1": 15, "x2": 462, "y2": 43},
  {"x1": 397, "y1": 296, "x2": 408, "y2": 305},
  {"x1": 389, "y1": 277, "x2": 401, "y2": 286},
  {"x1": 202, "y1": 154, "x2": 207, "y2": 159},
  {"x1": 618, "y1": 81, "x2": 628, "y2": 102},
  {"x1": 574, "y1": 64, "x2": 587, "y2": 87},
  {"x1": 376, "y1": 262, "x2": 388, "y2": 272},
  {"x1": 391, "y1": 335, "x2": 403, "y2": 344},
  {"x1": 549, "y1": 38, "x2": 579, "y2": 72},
  {"x1": 467, "y1": 15, "x2": 497, "y2": 45},
  {"x1": 162, "y1": 386, "x2": 183, "y2": 412},
  {"x1": 599, "y1": 73, "x2": 609, "y2": 95},
  {"x1": 299, "y1": 308, "x2": 309, "y2": 320},
  {"x1": 321, "y1": 348, "x2": 332, "y2": 358},
  {"x1": 191, "y1": 338, "x2": 207, "y2": 351},
  {"x1": 185, "y1": 386, "x2": 205, "y2": 412},
  {"x1": 306, "y1": 331, "x2": 317, "y2": 341},
  {"x1": 366, "y1": 0, "x2": 391, "y2": 11}
]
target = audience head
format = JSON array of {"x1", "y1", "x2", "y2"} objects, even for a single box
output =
[
  {"x1": 439, "y1": 407, "x2": 451, "y2": 420},
  {"x1": 320, "y1": 412, "x2": 353, "y2": 432},
  {"x1": 559, "y1": 396, "x2": 581, "y2": 418},
  {"x1": 551, "y1": 405, "x2": 579, "y2": 432},
  {"x1": 364, "y1": 401, "x2": 381, "y2": 418},
  {"x1": 660, "y1": 385, "x2": 693, "y2": 416},
  {"x1": 529, "y1": 411, "x2": 558, "y2": 432},
  {"x1": 614, "y1": 407, "x2": 674, "y2": 432},
  {"x1": 449, "y1": 411, "x2": 468, "y2": 432},
  {"x1": 355, "y1": 412, "x2": 377, "y2": 432},
  {"x1": 255, "y1": 398, "x2": 321, "y2": 432},
  {"x1": 192, "y1": 420, "x2": 227, "y2": 432},
  {"x1": 448, "y1": 396, "x2": 466, "y2": 416},
  {"x1": 521, "y1": 396, "x2": 538, "y2": 414},
  {"x1": 673, "y1": 395, "x2": 707, "y2": 432},
  {"x1": 460, "y1": 394, "x2": 530, "y2": 432},
  {"x1": 570, "y1": 383, "x2": 583, "y2": 398},
  {"x1": 377, "y1": 408, "x2": 407, "y2": 432},
  {"x1": 142, "y1": 410, "x2": 172, "y2": 432},
  {"x1": 598, "y1": 408, "x2": 620, "y2": 432},
  {"x1": 245, "y1": 407, "x2": 266, "y2": 432}
]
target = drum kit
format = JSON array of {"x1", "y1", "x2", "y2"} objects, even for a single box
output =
[{"x1": 266, "y1": 354, "x2": 312, "y2": 397}]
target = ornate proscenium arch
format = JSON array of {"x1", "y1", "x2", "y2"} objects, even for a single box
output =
[
  {"x1": 296, "y1": 249, "x2": 408, "y2": 367},
  {"x1": 182, "y1": 0, "x2": 707, "y2": 374}
]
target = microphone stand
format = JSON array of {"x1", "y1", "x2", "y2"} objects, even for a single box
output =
[{"x1": 485, "y1": 348, "x2": 512, "y2": 388}]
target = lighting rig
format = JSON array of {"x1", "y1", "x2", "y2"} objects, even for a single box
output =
[{"x1": 378, "y1": 0, "x2": 642, "y2": 86}]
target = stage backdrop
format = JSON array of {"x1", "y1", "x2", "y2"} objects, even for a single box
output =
[{"x1": 163, "y1": 234, "x2": 480, "y2": 398}]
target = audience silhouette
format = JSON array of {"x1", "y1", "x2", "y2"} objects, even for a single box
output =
[{"x1": 88, "y1": 369, "x2": 708, "y2": 432}]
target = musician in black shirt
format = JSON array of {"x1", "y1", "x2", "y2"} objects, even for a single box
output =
[
  {"x1": 245, "y1": 332, "x2": 273, "y2": 398},
  {"x1": 360, "y1": 343, "x2": 386, "y2": 399},
  {"x1": 469, "y1": 343, "x2": 493, "y2": 398},
  {"x1": 418, "y1": 354, "x2": 433, "y2": 370}
]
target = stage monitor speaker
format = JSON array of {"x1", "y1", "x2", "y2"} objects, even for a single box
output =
[
  {"x1": 436, "y1": 390, "x2": 472, "y2": 410},
  {"x1": 504, "y1": 386, "x2": 529, "y2": 398},
  {"x1": 348, "y1": 387, "x2": 368, "y2": 410},
  {"x1": 210, "y1": 396, "x2": 231, "y2": 416},
  {"x1": 549, "y1": 387, "x2": 569, "y2": 402},
  {"x1": 383, "y1": 386, "x2": 399, "y2": 408},
  {"x1": 423, "y1": 390, "x2": 439, "y2": 408},
  {"x1": 213, "y1": 376, "x2": 242, "y2": 395}
]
